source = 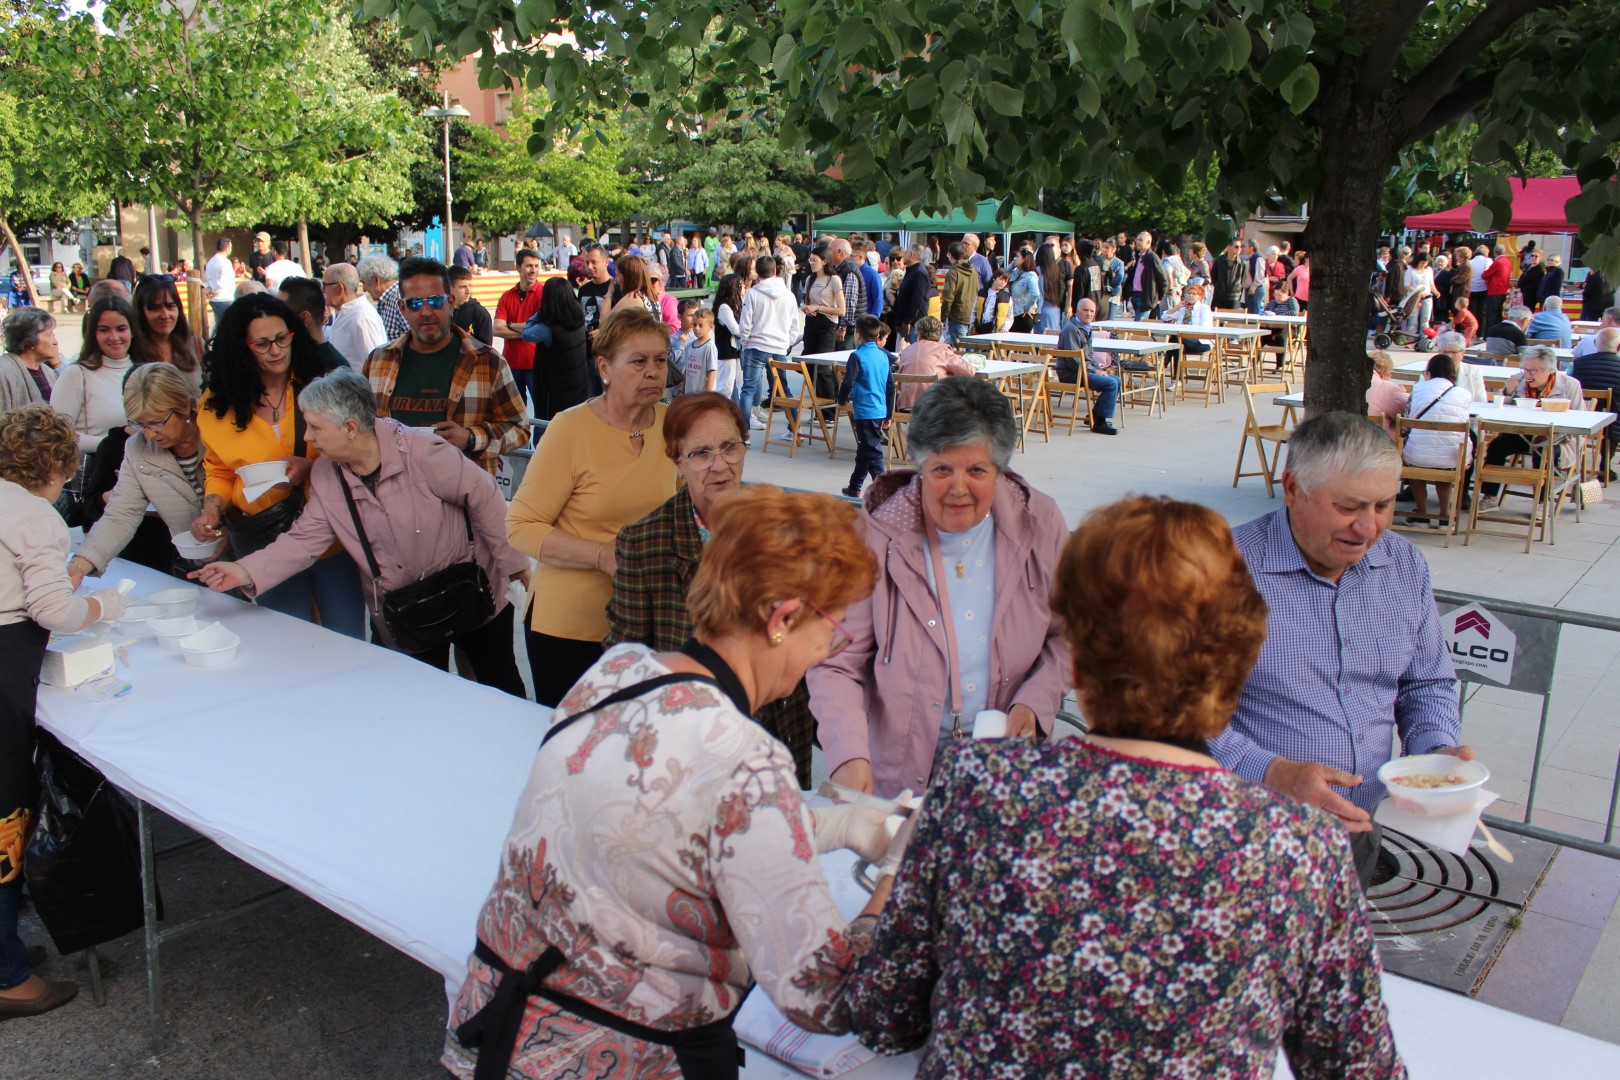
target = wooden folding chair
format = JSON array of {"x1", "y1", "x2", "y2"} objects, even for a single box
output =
[
  {"x1": 1468, "y1": 420, "x2": 1554, "y2": 552},
  {"x1": 1525, "y1": 338, "x2": 1562, "y2": 347},
  {"x1": 1176, "y1": 331, "x2": 1223, "y2": 407},
  {"x1": 1046, "y1": 350, "x2": 1094, "y2": 434},
  {"x1": 1583, "y1": 387, "x2": 1613, "y2": 485},
  {"x1": 888, "y1": 372, "x2": 939, "y2": 463},
  {"x1": 1115, "y1": 345, "x2": 1167, "y2": 418},
  {"x1": 763, "y1": 359, "x2": 838, "y2": 458},
  {"x1": 1393, "y1": 417, "x2": 1470, "y2": 546},
  {"x1": 1232, "y1": 381, "x2": 1295, "y2": 497}
]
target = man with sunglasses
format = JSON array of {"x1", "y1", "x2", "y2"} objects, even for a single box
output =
[{"x1": 362, "y1": 257, "x2": 530, "y2": 473}]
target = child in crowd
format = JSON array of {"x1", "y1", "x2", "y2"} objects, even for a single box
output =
[
  {"x1": 977, "y1": 270, "x2": 1012, "y2": 333},
  {"x1": 838, "y1": 315, "x2": 896, "y2": 499},
  {"x1": 683, "y1": 309, "x2": 728, "y2": 398},
  {"x1": 669, "y1": 299, "x2": 700, "y2": 396},
  {"x1": 1449, "y1": 295, "x2": 1479, "y2": 345}
]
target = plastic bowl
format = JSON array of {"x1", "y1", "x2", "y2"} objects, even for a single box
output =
[
  {"x1": 178, "y1": 622, "x2": 240, "y2": 669},
  {"x1": 1512, "y1": 397, "x2": 1539, "y2": 408},
  {"x1": 150, "y1": 614, "x2": 200, "y2": 652},
  {"x1": 236, "y1": 461, "x2": 289, "y2": 487},
  {"x1": 148, "y1": 587, "x2": 200, "y2": 617},
  {"x1": 114, "y1": 605, "x2": 164, "y2": 637},
  {"x1": 1541, "y1": 398, "x2": 1571, "y2": 412},
  {"x1": 1377, "y1": 755, "x2": 1490, "y2": 818},
  {"x1": 172, "y1": 530, "x2": 226, "y2": 560}
]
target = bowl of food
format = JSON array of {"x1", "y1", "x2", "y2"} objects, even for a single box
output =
[
  {"x1": 172, "y1": 529, "x2": 226, "y2": 561},
  {"x1": 235, "y1": 461, "x2": 289, "y2": 487},
  {"x1": 148, "y1": 587, "x2": 200, "y2": 618},
  {"x1": 178, "y1": 622, "x2": 240, "y2": 669},
  {"x1": 1541, "y1": 398, "x2": 1571, "y2": 412},
  {"x1": 1511, "y1": 397, "x2": 1539, "y2": 408},
  {"x1": 113, "y1": 604, "x2": 164, "y2": 637},
  {"x1": 150, "y1": 614, "x2": 200, "y2": 652},
  {"x1": 1377, "y1": 754, "x2": 1490, "y2": 817}
]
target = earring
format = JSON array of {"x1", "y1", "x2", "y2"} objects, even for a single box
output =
[{"x1": 770, "y1": 631, "x2": 784, "y2": 646}]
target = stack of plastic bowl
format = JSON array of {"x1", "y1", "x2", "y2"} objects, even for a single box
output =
[
  {"x1": 148, "y1": 587, "x2": 200, "y2": 618},
  {"x1": 150, "y1": 614, "x2": 201, "y2": 652},
  {"x1": 177, "y1": 622, "x2": 240, "y2": 668}
]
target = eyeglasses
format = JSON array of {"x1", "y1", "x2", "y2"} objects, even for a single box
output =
[
  {"x1": 682, "y1": 439, "x2": 748, "y2": 467},
  {"x1": 402, "y1": 294, "x2": 448, "y2": 311},
  {"x1": 135, "y1": 411, "x2": 175, "y2": 433},
  {"x1": 246, "y1": 331, "x2": 294, "y2": 355},
  {"x1": 810, "y1": 603, "x2": 854, "y2": 657}
]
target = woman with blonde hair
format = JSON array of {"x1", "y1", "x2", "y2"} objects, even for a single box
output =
[
  {"x1": 848, "y1": 495, "x2": 1401, "y2": 1077},
  {"x1": 448, "y1": 487, "x2": 913, "y2": 1079}
]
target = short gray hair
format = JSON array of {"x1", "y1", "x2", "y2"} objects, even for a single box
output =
[
  {"x1": 906, "y1": 376, "x2": 1017, "y2": 471},
  {"x1": 915, "y1": 315, "x2": 944, "y2": 341},
  {"x1": 1541, "y1": 296, "x2": 1563, "y2": 313},
  {"x1": 1519, "y1": 344, "x2": 1558, "y2": 370},
  {"x1": 356, "y1": 254, "x2": 398, "y2": 287},
  {"x1": 2, "y1": 306, "x2": 55, "y2": 354},
  {"x1": 907, "y1": 243, "x2": 929, "y2": 264},
  {"x1": 298, "y1": 366, "x2": 377, "y2": 432},
  {"x1": 1603, "y1": 305, "x2": 1620, "y2": 324},
  {"x1": 1595, "y1": 327, "x2": 1620, "y2": 352},
  {"x1": 324, "y1": 262, "x2": 360, "y2": 295},
  {"x1": 1506, "y1": 305, "x2": 1533, "y2": 323},
  {"x1": 1435, "y1": 330, "x2": 1467, "y2": 353},
  {"x1": 1285, "y1": 412, "x2": 1400, "y2": 494}
]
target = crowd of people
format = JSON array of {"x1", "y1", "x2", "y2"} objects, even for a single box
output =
[{"x1": 5, "y1": 219, "x2": 1617, "y2": 1074}]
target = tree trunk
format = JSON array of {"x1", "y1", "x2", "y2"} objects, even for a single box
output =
[
  {"x1": 0, "y1": 214, "x2": 42, "y2": 308},
  {"x1": 187, "y1": 208, "x2": 208, "y2": 338},
  {"x1": 1300, "y1": 80, "x2": 1401, "y2": 417},
  {"x1": 297, "y1": 218, "x2": 312, "y2": 275}
]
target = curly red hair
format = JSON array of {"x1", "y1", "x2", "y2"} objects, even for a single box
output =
[
  {"x1": 0, "y1": 404, "x2": 80, "y2": 491},
  {"x1": 1052, "y1": 496, "x2": 1268, "y2": 741}
]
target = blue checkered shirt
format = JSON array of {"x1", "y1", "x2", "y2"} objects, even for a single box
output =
[{"x1": 1210, "y1": 508, "x2": 1460, "y2": 810}]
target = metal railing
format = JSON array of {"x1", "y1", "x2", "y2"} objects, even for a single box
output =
[{"x1": 1433, "y1": 588, "x2": 1620, "y2": 859}]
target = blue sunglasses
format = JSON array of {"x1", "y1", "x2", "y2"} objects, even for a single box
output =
[{"x1": 403, "y1": 294, "x2": 448, "y2": 311}]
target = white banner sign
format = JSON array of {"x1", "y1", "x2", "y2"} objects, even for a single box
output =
[{"x1": 1444, "y1": 602, "x2": 1516, "y2": 685}]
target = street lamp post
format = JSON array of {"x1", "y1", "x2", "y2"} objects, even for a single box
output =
[{"x1": 424, "y1": 92, "x2": 471, "y2": 263}]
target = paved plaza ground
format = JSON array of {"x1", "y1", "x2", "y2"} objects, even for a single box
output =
[{"x1": 4, "y1": 328, "x2": 1616, "y2": 1076}]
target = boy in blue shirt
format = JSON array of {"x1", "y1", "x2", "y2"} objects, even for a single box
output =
[{"x1": 837, "y1": 314, "x2": 895, "y2": 499}]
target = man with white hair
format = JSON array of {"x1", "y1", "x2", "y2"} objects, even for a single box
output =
[
  {"x1": 358, "y1": 254, "x2": 408, "y2": 341},
  {"x1": 827, "y1": 237, "x2": 866, "y2": 349},
  {"x1": 1211, "y1": 412, "x2": 1467, "y2": 888},
  {"x1": 1526, "y1": 294, "x2": 1573, "y2": 348},
  {"x1": 323, "y1": 262, "x2": 386, "y2": 370},
  {"x1": 1482, "y1": 304, "x2": 1532, "y2": 357},
  {"x1": 963, "y1": 233, "x2": 992, "y2": 292},
  {"x1": 1573, "y1": 305, "x2": 1620, "y2": 359}
]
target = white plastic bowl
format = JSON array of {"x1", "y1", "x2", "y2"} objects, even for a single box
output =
[
  {"x1": 1511, "y1": 397, "x2": 1539, "y2": 409},
  {"x1": 150, "y1": 614, "x2": 200, "y2": 652},
  {"x1": 148, "y1": 587, "x2": 200, "y2": 617},
  {"x1": 236, "y1": 461, "x2": 289, "y2": 486},
  {"x1": 178, "y1": 622, "x2": 240, "y2": 668},
  {"x1": 114, "y1": 605, "x2": 164, "y2": 637},
  {"x1": 172, "y1": 530, "x2": 226, "y2": 560},
  {"x1": 1377, "y1": 755, "x2": 1491, "y2": 818}
]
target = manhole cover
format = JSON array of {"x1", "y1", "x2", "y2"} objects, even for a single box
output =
[{"x1": 1367, "y1": 827, "x2": 1556, "y2": 993}]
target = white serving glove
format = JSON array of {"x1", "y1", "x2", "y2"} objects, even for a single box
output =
[
  {"x1": 877, "y1": 800, "x2": 922, "y2": 880},
  {"x1": 90, "y1": 587, "x2": 127, "y2": 623},
  {"x1": 813, "y1": 788, "x2": 913, "y2": 862}
]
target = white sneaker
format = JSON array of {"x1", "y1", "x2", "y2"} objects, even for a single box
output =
[
  {"x1": 775, "y1": 430, "x2": 795, "y2": 443},
  {"x1": 751, "y1": 406, "x2": 769, "y2": 422},
  {"x1": 749, "y1": 415, "x2": 766, "y2": 430}
]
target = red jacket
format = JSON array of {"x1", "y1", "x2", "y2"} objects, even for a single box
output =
[{"x1": 1484, "y1": 256, "x2": 1512, "y2": 296}]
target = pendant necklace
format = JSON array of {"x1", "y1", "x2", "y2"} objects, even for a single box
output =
[{"x1": 262, "y1": 383, "x2": 288, "y2": 423}]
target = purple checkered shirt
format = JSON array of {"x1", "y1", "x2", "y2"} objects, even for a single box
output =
[{"x1": 1210, "y1": 508, "x2": 1460, "y2": 810}]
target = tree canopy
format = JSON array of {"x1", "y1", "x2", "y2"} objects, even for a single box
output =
[{"x1": 381, "y1": 0, "x2": 1620, "y2": 414}]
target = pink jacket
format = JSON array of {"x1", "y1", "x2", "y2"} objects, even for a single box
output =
[
  {"x1": 240, "y1": 420, "x2": 528, "y2": 647},
  {"x1": 894, "y1": 340, "x2": 975, "y2": 409},
  {"x1": 807, "y1": 470, "x2": 1072, "y2": 796}
]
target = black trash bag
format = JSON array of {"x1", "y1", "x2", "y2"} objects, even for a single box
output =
[{"x1": 24, "y1": 730, "x2": 154, "y2": 954}]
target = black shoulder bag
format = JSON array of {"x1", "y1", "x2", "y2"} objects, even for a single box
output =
[{"x1": 339, "y1": 479, "x2": 494, "y2": 653}]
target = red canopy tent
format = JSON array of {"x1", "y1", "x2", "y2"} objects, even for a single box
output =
[{"x1": 1403, "y1": 176, "x2": 1580, "y2": 234}]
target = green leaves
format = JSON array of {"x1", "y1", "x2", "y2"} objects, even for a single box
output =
[{"x1": 983, "y1": 82, "x2": 1025, "y2": 117}]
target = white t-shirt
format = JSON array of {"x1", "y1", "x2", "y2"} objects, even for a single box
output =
[
  {"x1": 1468, "y1": 256, "x2": 1491, "y2": 293},
  {"x1": 204, "y1": 252, "x2": 235, "y2": 300},
  {"x1": 263, "y1": 258, "x2": 306, "y2": 292}
]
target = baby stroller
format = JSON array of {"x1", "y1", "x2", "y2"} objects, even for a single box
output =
[{"x1": 1369, "y1": 287, "x2": 1435, "y2": 352}]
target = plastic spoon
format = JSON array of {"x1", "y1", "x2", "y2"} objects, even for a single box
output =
[{"x1": 1475, "y1": 818, "x2": 1514, "y2": 863}]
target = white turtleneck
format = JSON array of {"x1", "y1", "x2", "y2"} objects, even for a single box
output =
[{"x1": 50, "y1": 353, "x2": 135, "y2": 452}]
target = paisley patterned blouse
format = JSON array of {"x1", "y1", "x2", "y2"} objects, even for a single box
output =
[
  {"x1": 443, "y1": 643, "x2": 875, "y2": 1079},
  {"x1": 848, "y1": 739, "x2": 1405, "y2": 1079}
]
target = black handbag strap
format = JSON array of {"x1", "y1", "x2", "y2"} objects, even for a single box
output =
[
  {"x1": 539, "y1": 672, "x2": 722, "y2": 747},
  {"x1": 1412, "y1": 382, "x2": 1455, "y2": 421},
  {"x1": 339, "y1": 472, "x2": 474, "y2": 583}
]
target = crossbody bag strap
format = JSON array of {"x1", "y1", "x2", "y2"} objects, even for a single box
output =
[
  {"x1": 293, "y1": 382, "x2": 308, "y2": 458},
  {"x1": 922, "y1": 515, "x2": 966, "y2": 739},
  {"x1": 540, "y1": 672, "x2": 723, "y2": 747},
  {"x1": 338, "y1": 476, "x2": 383, "y2": 582},
  {"x1": 1413, "y1": 383, "x2": 1454, "y2": 421}
]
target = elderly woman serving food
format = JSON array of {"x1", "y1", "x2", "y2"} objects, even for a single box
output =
[
  {"x1": 807, "y1": 376, "x2": 1070, "y2": 796},
  {"x1": 847, "y1": 495, "x2": 1404, "y2": 1077},
  {"x1": 444, "y1": 487, "x2": 916, "y2": 1079}
]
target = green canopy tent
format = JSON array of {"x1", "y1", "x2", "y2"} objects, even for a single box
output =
[{"x1": 813, "y1": 199, "x2": 1075, "y2": 256}]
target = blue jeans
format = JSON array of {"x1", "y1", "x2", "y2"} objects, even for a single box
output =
[
  {"x1": 1245, "y1": 290, "x2": 1264, "y2": 314},
  {"x1": 738, "y1": 348, "x2": 780, "y2": 412},
  {"x1": 1088, "y1": 370, "x2": 1120, "y2": 418},
  {"x1": 1038, "y1": 304, "x2": 1064, "y2": 333},
  {"x1": 256, "y1": 554, "x2": 366, "y2": 639},
  {"x1": 944, "y1": 321, "x2": 972, "y2": 347},
  {"x1": 1131, "y1": 297, "x2": 1163, "y2": 321},
  {"x1": 0, "y1": 882, "x2": 28, "y2": 990}
]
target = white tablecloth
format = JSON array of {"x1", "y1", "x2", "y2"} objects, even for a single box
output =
[
  {"x1": 37, "y1": 564, "x2": 1620, "y2": 1077},
  {"x1": 36, "y1": 559, "x2": 550, "y2": 997}
]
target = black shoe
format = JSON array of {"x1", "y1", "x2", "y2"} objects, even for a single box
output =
[
  {"x1": 1092, "y1": 419, "x2": 1118, "y2": 435},
  {"x1": 840, "y1": 485, "x2": 862, "y2": 500}
]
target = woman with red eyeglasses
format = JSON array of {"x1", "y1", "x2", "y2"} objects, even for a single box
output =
[
  {"x1": 192, "y1": 292, "x2": 361, "y2": 635},
  {"x1": 445, "y1": 486, "x2": 916, "y2": 1080}
]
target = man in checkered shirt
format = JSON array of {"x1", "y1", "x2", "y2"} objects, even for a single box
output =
[{"x1": 1210, "y1": 412, "x2": 1471, "y2": 887}]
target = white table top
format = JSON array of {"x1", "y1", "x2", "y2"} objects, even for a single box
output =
[
  {"x1": 1470, "y1": 346, "x2": 1574, "y2": 361},
  {"x1": 795, "y1": 351, "x2": 1043, "y2": 379},
  {"x1": 1095, "y1": 319, "x2": 1267, "y2": 339},
  {"x1": 1090, "y1": 337, "x2": 1180, "y2": 355},
  {"x1": 1272, "y1": 394, "x2": 1615, "y2": 436},
  {"x1": 958, "y1": 331, "x2": 1057, "y2": 347},
  {"x1": 1395, "y1": 360, "x2": 1517, "y2": 384},
  {"x1": 1215, "y1": 311, "x2": 1309, "y2": 327}
]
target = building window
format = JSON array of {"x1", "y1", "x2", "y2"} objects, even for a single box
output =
[{"x1": 495, "y1": 91, "x2": 512, "y2": 124}]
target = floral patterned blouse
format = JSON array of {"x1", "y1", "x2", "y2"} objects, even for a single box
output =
[
  {"x1": 848, "y1": 739, "x2": 1405, "y2": 1079},
  {"x1": 443, "y1": 643, "x2": 875, "y2": 1079}
]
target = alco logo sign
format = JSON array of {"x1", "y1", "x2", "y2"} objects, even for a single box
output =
[{"x1": 1444, "y1": 602, "x2": 1516, "y2": 685}]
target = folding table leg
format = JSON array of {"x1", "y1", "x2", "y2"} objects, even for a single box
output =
[
  {"x1": 138, "y1": 799, "x2": 165, "y2": 1051},
  {"x1": 84, "y1": 945, "x2": 106, "y2": 1006}
]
